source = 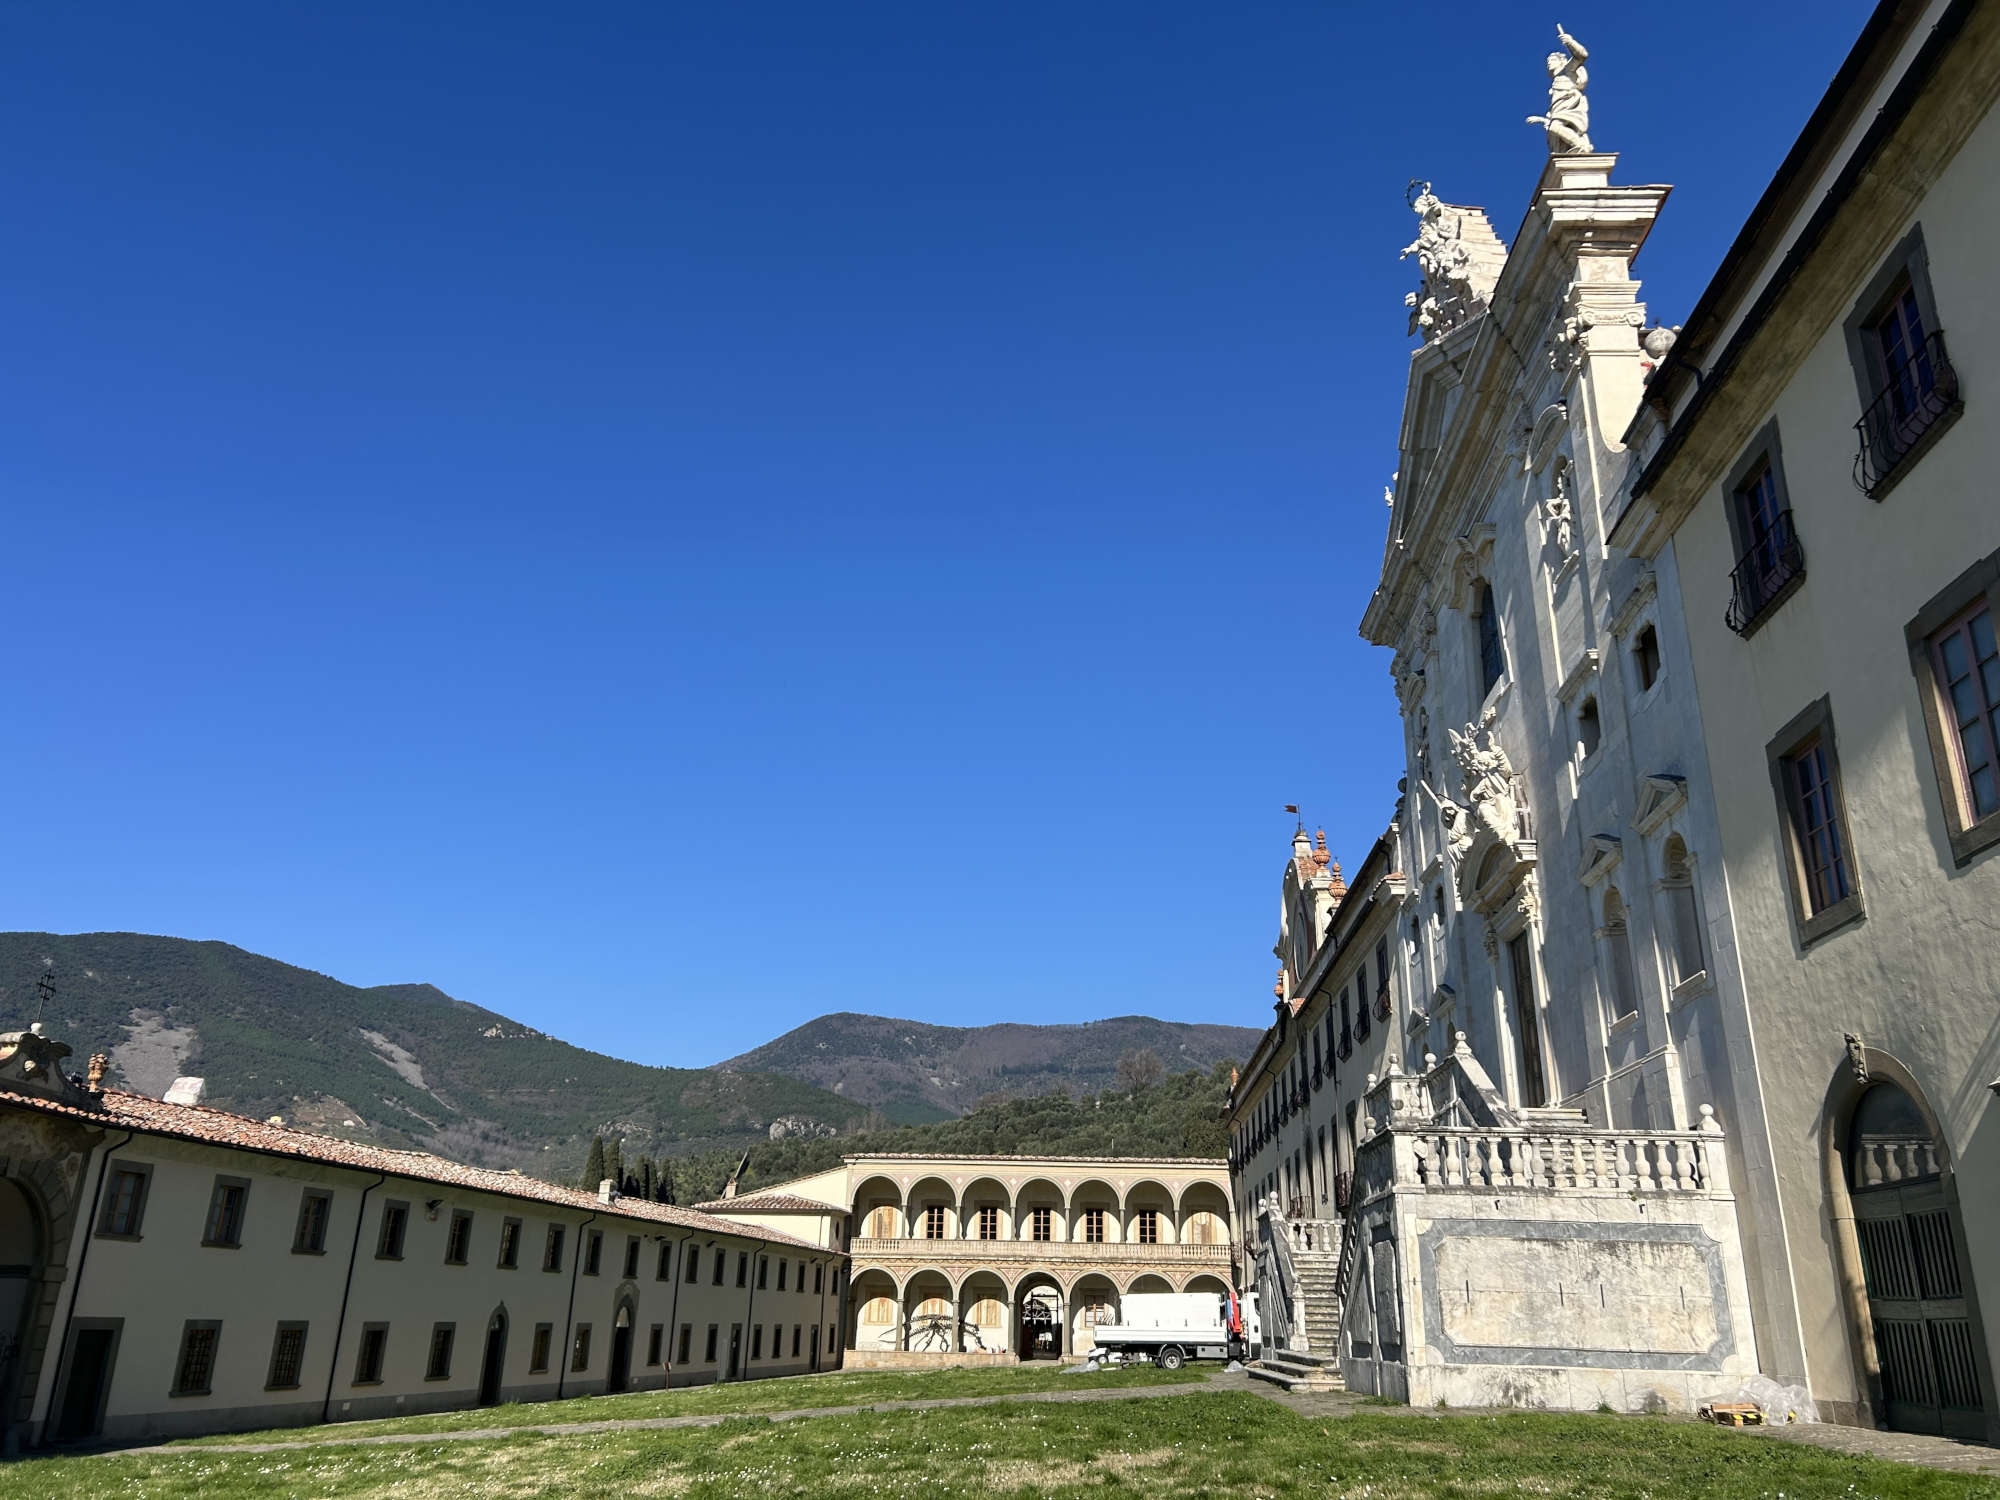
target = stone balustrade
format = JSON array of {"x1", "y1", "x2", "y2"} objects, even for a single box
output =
[{"x1": 1397, "y1": 1113, "x2": 1729, "y2": 1195}]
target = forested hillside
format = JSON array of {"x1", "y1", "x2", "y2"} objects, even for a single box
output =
[
  {"x1": 0, "y1": 932, "x2": 867, "y2": 1170},
  {"x1": 717, "y1": 1011, "x2": 1259, "y2": 1121}
]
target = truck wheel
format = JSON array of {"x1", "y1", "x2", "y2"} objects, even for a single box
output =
[{"x1": 1156, "y1": 1346, "x2": 1185, "y2": 1372}]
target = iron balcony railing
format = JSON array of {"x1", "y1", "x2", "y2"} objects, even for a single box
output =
[
  {"x1": 1855, "y1": 329, "x2": 1960, "y2": 497},
  {"x1": 1726, "y1": 509, "x2": 1806, "y2": 637}
]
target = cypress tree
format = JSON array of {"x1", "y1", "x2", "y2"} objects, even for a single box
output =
[
  {"x1": 582, "y1": 1135, "x2": 606, "y2": 1190},
  {"x1": 639, "y1": 1158, "x2": 655, "y2": 1201},
  {"x1": 605, "y1": 1139, "x2": 623, "y2": 1193},
  {"x1": 660, "y1": 1159, "x2": 676, "y2": 1205}
]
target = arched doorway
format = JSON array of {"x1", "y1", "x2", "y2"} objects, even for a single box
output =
[
  {"x1": 1840, "y1": 1078, "x2": 1990, "y2": 1438},
  {"x1": 607, "y1": 1303, "x2": 635, "y2": 1394},
  {"x1": 478, "y1": 1306, "x2": 509, "y2": 1407},
  {"x1": 1015, "y1": 1278, "x2": 1062, "y2": 1360}
]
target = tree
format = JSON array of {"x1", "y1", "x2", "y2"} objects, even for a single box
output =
[
  {"x1": 1115, "y1": 1049, "x2": 1165, "y2": 1093},
  {"x1": 582, "y1": 1135, "x2": 606, "y2": 1191},
  {"x1": 605, "y1": 1139, "x2": 623, "y2": 1193},
  {"x1": 639, "y1": 1157, "x2": 655, "y2": 1201},
  {"x1": 659, "y1": 1158, "x2": 676, "y2": 1205}
]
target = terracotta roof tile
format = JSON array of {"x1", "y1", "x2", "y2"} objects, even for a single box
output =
[
  {"x1": 1, "y1": 1086, "x2": 832, "y2": 1253},
  {"x1": 693, "y1": 1192, "x2": 845, "y2": 1214}
]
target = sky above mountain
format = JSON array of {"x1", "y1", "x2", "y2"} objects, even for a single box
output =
[{"x1": 4, "y1": 1, "x2": 1873, "y2": 1066}]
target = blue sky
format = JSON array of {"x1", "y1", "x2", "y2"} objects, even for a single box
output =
[{"x1": 5, "y1": 1, "x2": 1873, "y2": 1066}]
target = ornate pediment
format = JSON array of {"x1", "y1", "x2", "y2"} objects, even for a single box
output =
[
  {"x1": 1634, "y1": 774, "x2": 1688, "y2": 834},
  {"x1": 1579, "y1": 834, "x2": 1623, "y2": 887}
]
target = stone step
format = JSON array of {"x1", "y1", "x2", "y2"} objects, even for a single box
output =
[{"x1": 1247, "y1": 1354, "x2": 1345, "y2": 1394}]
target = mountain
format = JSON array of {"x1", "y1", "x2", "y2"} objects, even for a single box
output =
[
  {"x1": 0, "y1": 932, "x2": 868, "y2": 1172},
  {"x1": 714, "y1": 1011, "x2": 1263, "y2": 1122}
]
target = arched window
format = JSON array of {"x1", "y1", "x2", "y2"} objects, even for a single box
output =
[
  {"x1": 1602, "y1": 888, "x2": 1640, "y2": 1019},
  {"x1": 1477, "y1": 582, "x2": 1507, "y2": 695},
  {"x1": 1661, "y1": 837, "x2": 1706, "y2": 983}
]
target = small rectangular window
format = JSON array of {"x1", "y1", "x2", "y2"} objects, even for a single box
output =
[
  {"x1": 1136, "y1": 1209, "x2": 1159, "y2": 1245},
  {"x1": 173, "y1": 1321, "x2": 221, "y2": 1396},
  {"x1": 758, "y1": 1255, "x2": 769, "y2": 1289},
  {"x1": 354, "y1": 1324, "x2": 389, "y2": 1385},
  {"x1": 656, "y1": 1240, "x2": 673, "y2": 1280},
  {"x1": 444, "y1": 1211, "x2": 473, "y2": 1266},
  {"x1": 377, "y1": 1202, "x2": 409, "y2": 1260},
  {"x1": 1725, "y1": 438, "x2": 1805, "y2": 636},
  {"x1": 923, "y1": 1205, "x2": 946, "y2": 1240},
  {"x1": 529, "y1": 1323, "x2": 553, "y2": 1373},
  {"x1": 99, "y1": 1164, "x2": 151, "y2": 1238},
  {"x1": 1930, "y1": 604, "x2": 2000, "y2": 823},
  {"x1": 704, "y1": 1325, "x2": 718, "y2": 1363},
  {"x1": 202, "y1": 1178, "x2": 249, "y2": 1248},
  {"x1": 498, "y1": 1218, "x2": 522, "y2": 1269},
  {"x1": 752, "y1": 1325, "x2": 763, "y2": 1360},
  {"x1": 736, "y1": 1252, "x2": 748, "y2": 1288},
  {"x1": 677, "y1": 1323, "x2": 693, "y2": 1365},
  {"x1": 792, "y1": 1324, "x2": 801, "y2": 1358},
  {"x1": 713, "y1": 1250, "x2": 725, "y2": 1285},
  {"x1": 294, "y1": 1190, "x2": 333, "y2": 1255},
  {"x1": 647, "y1": 1324, "x2": 664, "y2": 1365},
  {"x1": 686, "y1": 1245, "x2": 700, "y2": 1282},
  {"x1": 584, "y1": 1230, "x2": 603, "y2": 1276},
  {"x1": 777, "y1": 1259, "x2": 787, "y2": 1291},
  {"x1": 1634, "y1": 624, "x2": 1661, "y2": 691},
  {"x1": 623, "y1": 1237, "x2": 640, "y2": 1280},
  {"x1": 544, "y1": 1224, "x2": 566, "y2": 1273},
  {"x1": 1783, "y1": 735, "x2": 1853, "y2": 915},
  {"x1": 266, "y1": 1322, "x2": 308, "y2": 1390},
  {"x1": 814, "y1": 1261, "x2": 825, "y2": 1292},
  {"x1": 1031, "y1": 1207, "x2": 1052, "y2": 1242},
  {"x1": 1082, "y1": 1208, "x2": 1105, "y2": 1243},
  {"x1": 426, "y1": 1323, "x2": 456, "y2": 1381},
  {"x1": 571, "y1": 1325, "x2": 592, "y2": 1373}
]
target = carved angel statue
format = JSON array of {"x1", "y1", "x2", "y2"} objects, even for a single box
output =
[
  {"x1": 1417, "y1": 778, "x2": 1475, "y2": 863},
  {"x1": 1526, "y1": 25, "x2": 1592, "y2": 154},
  {"x1": 1448, "y1": 707, "x2": 1522, "y2": 848},
  {"x1": 1540, "y1": 464, "x2": 1575, "y2": 557}
]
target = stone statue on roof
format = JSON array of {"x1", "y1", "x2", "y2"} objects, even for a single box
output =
[
  {"x1": 1526, "y1": 25, "x2": 1592, "y2": 154},
  {"x1": 1400, "y1": 182, "x2": 1507, "y2": 341}
]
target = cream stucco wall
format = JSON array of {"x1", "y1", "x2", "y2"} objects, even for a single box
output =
[
  {"x1": 1649, "y1": 44, "x2": 2000, "y2": 1434},
  {"x1": 32, "y1": 1132, "x2": 848, "y2": 1443}
]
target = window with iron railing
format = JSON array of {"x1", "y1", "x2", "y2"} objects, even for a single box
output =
[
  {"x1": 1726, "y1": 479, "x2": 1805, "y2": 638},
  {"x1": 1855, "y1": 322, "x2": 1960, "y2": 497}
]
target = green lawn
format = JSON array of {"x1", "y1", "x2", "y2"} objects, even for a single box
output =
[
  {"x1": 15, "y1": 1391, "x2": 1997, "y2": 1498},
  {"x1": 171, "y1": 1361, "x2": 1203, "y2": 1445}
]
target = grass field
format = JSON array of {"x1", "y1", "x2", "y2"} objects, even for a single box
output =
[
  {"x1": 14, "y1": 1388, "x2": 1998, "y2": 1498},
  {"x1": 171, "y1": 1362, "x2": 1201, "y2": 1446}
]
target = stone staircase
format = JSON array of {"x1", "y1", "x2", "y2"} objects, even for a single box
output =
[
  {"x1": 1249, "y1": 1244, "x2": 1344, "y2": 1393},
  {"x1": 1248, "y1": 1347, "x2": 1344, "y2": 1394}
]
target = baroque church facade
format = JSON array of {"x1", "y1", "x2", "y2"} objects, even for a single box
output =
[{"x1": 1232, "y1": 0, "x2": 1997, "y2": 1442}]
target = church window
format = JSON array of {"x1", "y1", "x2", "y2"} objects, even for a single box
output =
[
  {"x1": 1661, "y1": 837, "x2": 1706, "y2": 983},
  {"x1": 1477, "y1": 583, "x2": 1507, "y2": 695},
  {"x1": 1601, "y1": 889, "x2": 1640, "y2": 1019}
]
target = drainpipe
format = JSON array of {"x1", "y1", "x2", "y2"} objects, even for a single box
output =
[
  {"x1": 555, "y1": 1213, "x2": 596, "y2": 1398},
  {"x1": 40, "y1": 1127, "x2": 133, "y2": 1447},
  {"x1": 663, "y1": 1233, "x2": 691, "y2": 1390},
  {"x1": 321, "y1": 1173, "x2": 387, "y2": 1425},
  {"x1": 740, "y1": 1242, "x2": 758, "y2": 1381}
]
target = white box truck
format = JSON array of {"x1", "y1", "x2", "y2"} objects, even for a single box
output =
[{"x1": 1088, "y1": 1290, "x2": 1254, "y2": 1371}]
